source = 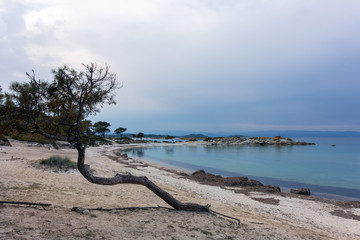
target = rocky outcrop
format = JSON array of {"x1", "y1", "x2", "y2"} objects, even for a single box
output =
[
  {"x1": 189, "y1": 170, "x2": 281, "y2": 193},
  {"x1": 0, "y1": 136, "x2": 11, "y2": 146},
  {"x1": 206, "y1": 136, "x2": 315, "y2": 146},
  {"x1": 290, "y1": 188, "x2": 311, "y2": 195}
]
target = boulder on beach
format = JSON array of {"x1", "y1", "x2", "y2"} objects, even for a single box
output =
[
  {"x1": 0, "y1": 136, "x2": 11, "y2": 146},
  {"x1": 290, "y1": 188, "x2": 311, "y2": 195}
]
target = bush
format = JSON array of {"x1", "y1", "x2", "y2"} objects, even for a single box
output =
[
  {"x1": 188, "y1": 138, "x2": 198, "y2": 142},
  {"x1": 11, "y1": 133, "x2": 51, "y2": 144},
  {"x1": 82, "y1": 135, "x2": 112, "y2": 146},
  {"x1": 40, "y1": 155, "x2": 77, "y2": 170},
  {"x1": 115, "y1": 137, "x2": 135, "y2": 144}
]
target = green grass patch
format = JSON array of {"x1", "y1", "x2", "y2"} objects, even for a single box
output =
[{"x1": 40, "y1": 155, "x2": 77, "y2": 170}]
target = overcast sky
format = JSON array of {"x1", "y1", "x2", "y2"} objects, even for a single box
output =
[{"x1": 1, "y1": 0, "x2": 360, "y2": 133}]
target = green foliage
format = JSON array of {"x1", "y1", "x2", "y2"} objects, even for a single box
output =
[
  {"x1": 82, "y1": 134, "x2": 112, "y2": 146},
  {"x1": 40, "y1": 155, "x2": 77, "y2": 170},
  {"x1": 0, "y1": 63, "x2": 119, "y2": 144},
  {"x1": 136, "y1": 132, "x2": 145, "y2": 138},
  {"x1": 93, "y1": 121, "x2": 111, "y2": 137},
  {"x1": 203, "y1": 137, "x2": 212, "y2": 142},
  {"x1": 114, "y1": 127, "x2": 127, "y2": 137},
  {"x1": 188, "y1": 139, "x2": 198, "y2": 142},
  {"x1": 11, "y1": 133, "x2": 51, "y2": 144},
  {"x1": 165, "y1": 136, "x2": 175, "y2": 140},
  {"x1": 115, "y1": 136, "x2": 134, "y2": 144}
]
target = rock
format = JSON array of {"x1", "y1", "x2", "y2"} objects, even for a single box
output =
[
  {"x1": 189, "y1": 170, "x2": 281, "y2": 193},
  {"x1": 71, "y1": 207, "x2": 90, "y2": 215},
  {"x1": 82, "y1": 209, "x2": 90, "y2": 215},
  {"x1": 263, "y1": 185, "x2": 281, "y2": 193},
  {"x1": 71, "y1": 207, "x2": 85, "y2": 213},
  {"x1": 0, "y1": 136, "x2": 11, "y2": 146},
  {"x1": 120, "y1": 153, "x2": 128, "y2": 159},
  {"x1": 290, "y1": 188, "x2": 311, "y2": 195},
  {"x1": 192, "y1": 169, "x2": 206, "y2": 175}
]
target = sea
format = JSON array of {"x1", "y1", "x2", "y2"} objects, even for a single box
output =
[{"x1": 123, "y1": 137, "x2": 360, "y2": 201}]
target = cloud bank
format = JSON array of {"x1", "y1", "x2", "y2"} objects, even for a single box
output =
[{"x1": 1, "y1": 0, "x2": 359, "y2": 132}]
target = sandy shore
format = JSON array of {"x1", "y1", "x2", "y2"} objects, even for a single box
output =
[{"x1": 1, "y1": 140, "x2": 359, "y2": 239}]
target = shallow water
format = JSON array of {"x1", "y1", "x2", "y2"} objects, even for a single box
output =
[{"x1": 124, "y1": 137, "x2": 360, "y2": 201}]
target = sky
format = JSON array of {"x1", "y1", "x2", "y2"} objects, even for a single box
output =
[{"x1": 1, "y1": 0, "x2": 360, "y2": 134}]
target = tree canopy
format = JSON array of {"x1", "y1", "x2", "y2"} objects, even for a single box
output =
[
  {"x1": 114, "y1": 127, "x2": 127, "y2": 137},
  {"x1": 136, "y1": 132, "x2": 145, "y2": 138},
  {"x1": 93, "y1": 121, "x2": 111, "y2": 137}
]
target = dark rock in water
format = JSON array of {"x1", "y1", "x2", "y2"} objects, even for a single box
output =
[
  {"x1": 192, "y1": 169, "x2": 206, "y2": 175},
  {"x1": 0, "y1": 136, "x2": 11, "y2": 146},
  {"x1": 189, "y1": 170, "x2": 281, "y2": 193},
  {"x1": 290, "y1": 188, "x2": 311, "y2": 195},
  {"x1": 115, "y1": 151, "x2": 129, "y2": 159}
]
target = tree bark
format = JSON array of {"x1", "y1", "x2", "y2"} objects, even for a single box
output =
[{"x1": 76, "y1": 145, "x2": 209, "y2": 211}]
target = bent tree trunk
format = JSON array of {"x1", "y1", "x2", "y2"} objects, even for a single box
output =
[{"x1": 76, "y1": 145, "x2": 209, "y2": 211}]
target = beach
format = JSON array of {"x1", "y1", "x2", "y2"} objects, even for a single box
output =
[{"x1": 1, "y1": 140, "x2": 360, "y2": 239}]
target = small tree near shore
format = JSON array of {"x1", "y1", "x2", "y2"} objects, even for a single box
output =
[
  {"x1": 3, "y1": 63, "x2": 208, "y2": 211},
  {"x1": 114, "y1": 127, "x2": 127, "y2": 138},
  {"x1": 136, "y1": 132, "x2": 144, "y2": 139},
  {"x1": 93, "y1": 121, "x2": 111, "y2": 137}
]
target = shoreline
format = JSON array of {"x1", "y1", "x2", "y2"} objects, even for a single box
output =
[
  {"x1": 115, "y1": 142, "x2": 360, "y2": 202},
  {"x1": 1, "y1": 140, "x2": 360, "y2": 239},
  {"x1": 112, "y1": 143, "x2": 360, "y2": 205}
]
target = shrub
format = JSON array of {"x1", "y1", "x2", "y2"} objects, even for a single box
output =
[
  {"x1": 116, "y1": 137, "x2": 135, "y2": 144},
  {"x1": 11, "y1": 133, "x2": 51, "y2": 144},
  {"x1": 40, "y1": 155, "x2": 77, "y2": 170}
]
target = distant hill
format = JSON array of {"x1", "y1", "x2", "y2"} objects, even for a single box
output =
[
  {"x1": 238, "y1": 130, "x2": 360, "y2": 138},
  {"x1": 114, "y1": 130, "x2": 360, "y2": 139}
]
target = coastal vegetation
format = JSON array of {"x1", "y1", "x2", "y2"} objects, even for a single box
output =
[
  {"x1": 0, "y1": 63, "x2": 208, "y2": 211},
  {"x1": 114, "y1": 127, "x2": 127, "y2": 137},
  {"x1": 92, "y1": 121, "x2": 111, "y2": 137},
  {"x1": 40, "y1": 155, "x2": 77, "y2": 171}
]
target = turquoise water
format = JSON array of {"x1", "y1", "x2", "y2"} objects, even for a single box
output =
[{"x1": 124, "y1": 138, "x2": 360, "y2": 200}]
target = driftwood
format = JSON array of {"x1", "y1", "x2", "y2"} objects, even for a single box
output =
[
  {"x1": 76, "y1": 145, "x2": 209, "y2": 211},
  {"x1": 0, "y1": 201, "x2": 51, "y2": 209}
]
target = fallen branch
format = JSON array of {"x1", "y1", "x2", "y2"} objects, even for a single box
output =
[
  {"x1": 208, "y1": 209, "x2": 241, "y2": 225},
  {"x1": 0, "y1": 201, "x2": 51, "y2": 209}
]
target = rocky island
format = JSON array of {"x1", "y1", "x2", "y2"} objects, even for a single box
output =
[{"x1": 205, "y1": 136, "x2": 315, "y2": 146}]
